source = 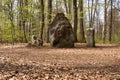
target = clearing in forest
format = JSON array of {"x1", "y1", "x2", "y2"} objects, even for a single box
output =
[{"x1": 0, "y1": 43, "x2": 120, "y2": 80}]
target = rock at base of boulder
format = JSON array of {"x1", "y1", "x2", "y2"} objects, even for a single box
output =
[{"x1": 26, "y1": 35, "x2": 43, "y2": 48}]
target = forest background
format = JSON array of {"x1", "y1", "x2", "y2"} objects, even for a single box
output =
[{"x1": 0, "y1": 0, "x2": 120, "y2": 44}]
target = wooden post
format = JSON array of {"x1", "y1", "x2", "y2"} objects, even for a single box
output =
[{"x1": 86, "y1": 28, "x2": 95, "y2": 47}]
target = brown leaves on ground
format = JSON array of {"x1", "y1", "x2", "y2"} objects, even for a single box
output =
[{"x1": 0, "y1": 43, "x2": 120, "y2": 80}]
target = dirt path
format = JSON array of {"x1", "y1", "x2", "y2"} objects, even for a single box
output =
[{"x1": 0, "y1": 43, "x2": 120, "y2": 80}]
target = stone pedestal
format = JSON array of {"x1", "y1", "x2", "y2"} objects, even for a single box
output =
[{"x1": 86, "y1": 28, "x2": 95, "y2": 47}]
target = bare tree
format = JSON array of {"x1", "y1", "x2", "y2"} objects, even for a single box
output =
[
  {"x1": 39, "y1": 0, "x2": 44, "y2": 40},
  {"x1": 73, "y1": 0, "x2": 78, "y2": 42},
  {"x1": 68, "y1": 0, "x2": 72, "y2": 14},
  {"x1": 47, "y1": 0, "x2": 52, "y2": 42},
  {"x1": 79, "y1": 0, "x2": 86, "y2": 43},
  {"x1": 102, "y1": 0, "x2": 107, "y2": 43},
  {"x1": 108, "y1": 0, "x2": 113, "y2": 43},
  {"x1": 18, "y1": 0, "x2": 28, "y2": 42},
  {"x1": 63, "y1": 0, "x2": 68, "y2": 14},
  {"x1": 23, "y1": 0, "x2": 28, "y2": 43},
  {"x1": 7, "y1": 0, "x2": 15, "y2": 45}
]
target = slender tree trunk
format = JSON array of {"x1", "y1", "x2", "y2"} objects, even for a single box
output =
[
  {"x1": 0, "y1": 0, "x2": 3, "y2": 42},
  {"x1": 109, "y1": 0, "x2": 113, "y2": 43},
  {"x1": 92, "y1": 0, "x2": 98, "y2": 25},
  {"x1": 102, "y1": 0, "x2": 107, "y2": 43},
  {"x1": 39, "y1": 0, "x2": 44, "y2": 40},
  {"x1": 89, "y1": 0, "x2": 98, "y2": 28},
  {"x1": 89, "y1": 0, "x2": 94, "y2": 28},
  {"x1": 73, "y1": 0, "x2": 78, "y2": 42},
  {"x1": 0, "y1": 26, "x2": 2, "y2": 43},
  {"x1": 22, "y1": 0, "x2": 28, "y2": 43},
  {"x1": 18, "y1": 0, "x2": 24, "y2": 42},
  {"x1": 68, "y1": 0, "x2": 72, "y2": 14},
  {"x1": 18, "y1": 0, "x2": 23, "y2": 42},
  {"x1": 23, "y1": 21, "x2": 28, "y2": 42},
  {"x1": 7, "y1": 0, "x2": 15, "y2": 45},
  {"x1": 47, "y1": 0, "x2": 52, "y2": 42},
  {"x1": 79, "y1": 0, "x2": 86, "y2": 43},
  {"x1": 64, "y1": 0, "x2": 68, "y2": 14}
]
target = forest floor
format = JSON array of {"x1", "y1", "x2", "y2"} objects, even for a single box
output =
[{"x1": 0, "y1": 43, "x2": 120, "y2": 80}]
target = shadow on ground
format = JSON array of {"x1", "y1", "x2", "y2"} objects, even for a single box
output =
[{"x1": 0, "y1": 61, "x2": 120, "y2": 75}]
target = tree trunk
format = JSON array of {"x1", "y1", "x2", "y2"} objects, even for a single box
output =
[
  {"x1": 79, "y1": 0, "x2": 86, "y2": 43},
  {"x1": 23, "y1": 21, "x2": 28, "y2": 43},
  {"x1": 18, "y1": 0, "x2": 28, "y2": 42},
  {"x1": 18, "y1": 0, "x2": 23, "y2": 42},
  {"x1": 68, "y1": 0, "x2": 72, "y2": 14},
  {"x1": 47, "y1": 0, "x2": 52, "y2": 42},
  {"x1": 63, "y1": 0, "x2": 68, "y2": 14},
  {"x1": 0, "y1": 25, "x2": 2, "y2": 42},
  {"x1": 22, "y1": 0, "x2": 28, "y2": 43},
  {"x1": 7, "y1": 0, "x2": 15, "y2": 45},
  {"x1": 102, "y1": 0, "x2": 107, "y2": 43},
  {"x1": 73, "y1": 0, "x2": 78, "y2": 42},
  {"x1": 39, "y1": 0, "x2": 44, "y2": 40},
  {"x1": 108, "y1": 0, "x2": 113, "y2": 43}
]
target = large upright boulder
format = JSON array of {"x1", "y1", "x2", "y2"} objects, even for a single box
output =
[{"x1": 49, "y1": 13, "x2": 75, "y2": 48}]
